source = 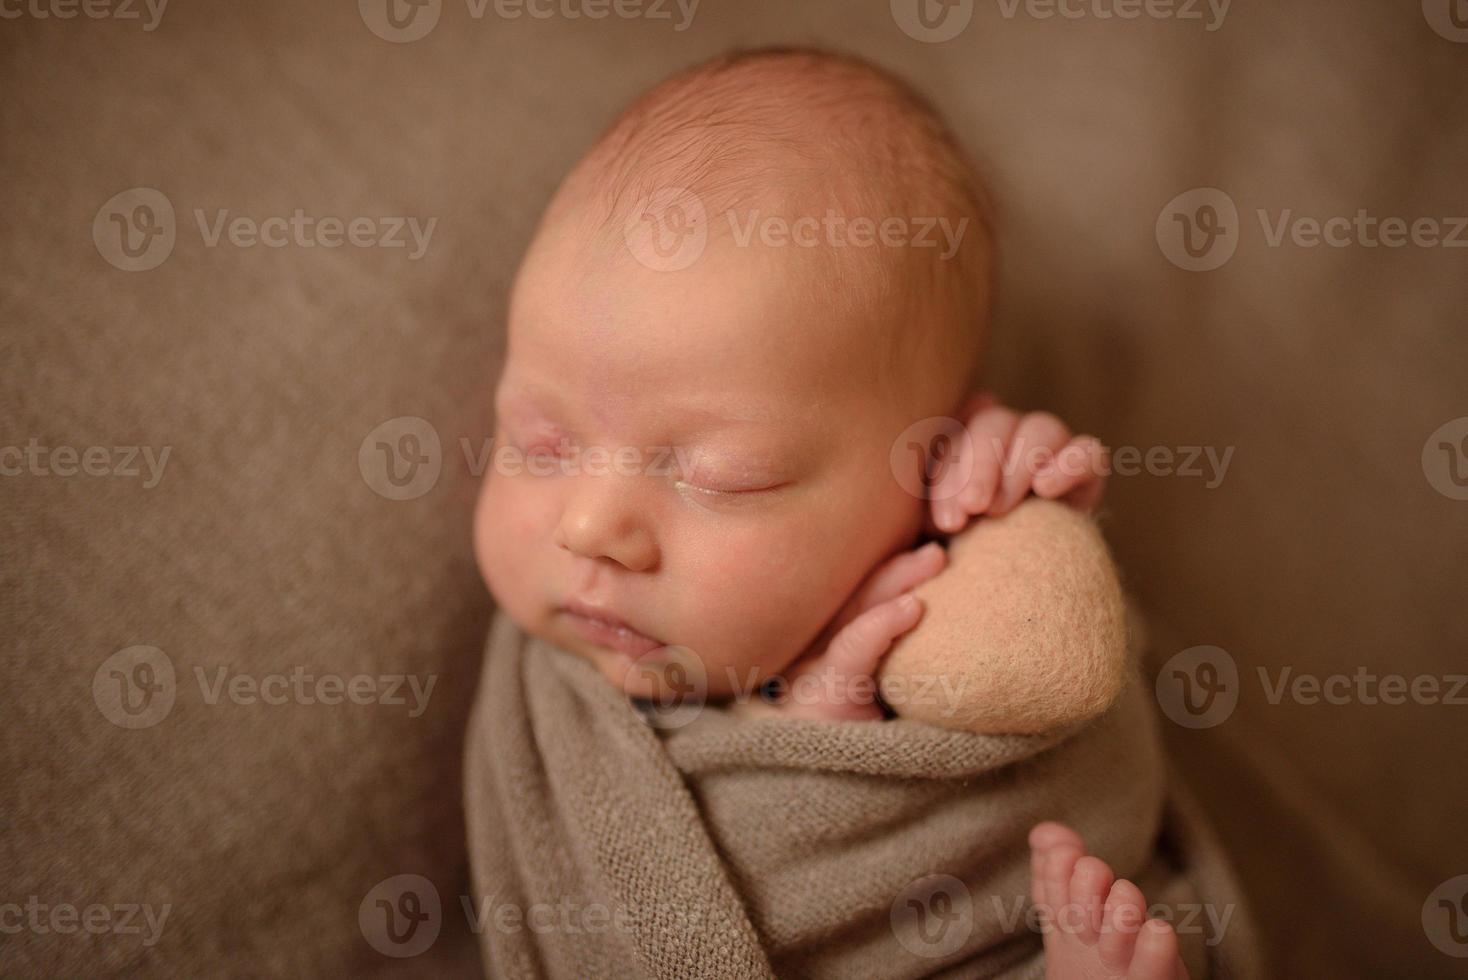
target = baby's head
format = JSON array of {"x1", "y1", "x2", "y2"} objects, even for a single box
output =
[{"x1": 475, "y1": 48, "x2": 993, "y2": 699}]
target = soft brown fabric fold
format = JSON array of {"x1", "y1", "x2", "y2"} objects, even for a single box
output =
[{"x1": 465, "y1": 612, "x2": 1257, "y2": 978}]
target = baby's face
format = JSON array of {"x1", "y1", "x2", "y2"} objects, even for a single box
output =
[{"x1": 474, "y1": 227, "x2": 933, "y2": 700}]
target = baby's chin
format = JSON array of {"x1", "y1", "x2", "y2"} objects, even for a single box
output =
[
  {"x1": 541, "y1": 628, "x2": 784, "y2": 707},
  {"x1": 568, "y1": 638, "x2": 709, "y2": 704}
]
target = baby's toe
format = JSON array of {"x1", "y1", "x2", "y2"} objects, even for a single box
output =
[
  {"x1": 1029, "y1": 822, "x2": 1085, "y2": 914},
  {"x1": 1128, "y1": 918, "x2": 1181, "y2": 980},
  {"x1": 1029, "y1": 821, "x2": 1086, "y2": 854},
  {"x1": 1098, "y1": 878, "x2": 1147, "y2": 971},
  {"x1": 1040, "y1": 842, "x2": 1085, "y2": 920},
  {"x1": 1069, "y1": 855, "x2": 1115, "y2": 944}
]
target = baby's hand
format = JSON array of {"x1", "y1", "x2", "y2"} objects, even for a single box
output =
[
  {"x1": 750, "y1": 542, "x2": 947, "y2": 721},
  {"x1": 931, "y1": 393, "x2": 1108, "y2": 535}
]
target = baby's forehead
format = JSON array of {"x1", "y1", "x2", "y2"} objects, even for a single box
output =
[
  {"x1": 519, "y1": 49, "x2": 990, "y2": 422},
  {"x1": 510, "y1": 226, "x2": 922, "y2": 419},
  {"x1": 519, "y1": 223, "x2": 883, "y2": 359}
]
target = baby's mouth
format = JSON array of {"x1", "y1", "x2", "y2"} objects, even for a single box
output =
[{"x1": 558, "y1": 600, "x2": 666, "y2": 659}]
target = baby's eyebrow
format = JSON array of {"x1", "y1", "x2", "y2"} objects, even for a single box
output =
[
  {"x1": 500, "y1": 377, "x2": 781, "y2": 430},
  {"x1": 677, "y1": 403, "x2": 780, "y2": 427}
]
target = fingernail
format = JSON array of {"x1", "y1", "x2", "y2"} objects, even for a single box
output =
[{"x1": 899, "y1": 593, "x2": 920, "y2": 612}]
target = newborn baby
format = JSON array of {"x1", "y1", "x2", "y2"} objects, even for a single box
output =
[{"x1": 473, "y1": 47, "x2": 1192, "y2": 980}]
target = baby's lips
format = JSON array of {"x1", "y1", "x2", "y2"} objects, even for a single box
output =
[{"x1": 561, "y1": 605, "x2": 666, "y2": 659}]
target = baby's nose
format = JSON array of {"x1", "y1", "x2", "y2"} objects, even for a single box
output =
[{"x1": 552, "y1": 477, "x2": 658, "y2": 572}]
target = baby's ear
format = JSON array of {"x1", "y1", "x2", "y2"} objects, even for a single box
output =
[{"x1": 877, "y1": 498, "x2": 1129, "y2": 735}]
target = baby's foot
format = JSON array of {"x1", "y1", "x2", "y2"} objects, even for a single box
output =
[{"x1": 1028, "y1": 822, "x2": 1189, "y2": 980}]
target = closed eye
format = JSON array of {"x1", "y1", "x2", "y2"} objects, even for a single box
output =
[{"x1": 675, "y1": 479, "x2": 789, "y2": 500}]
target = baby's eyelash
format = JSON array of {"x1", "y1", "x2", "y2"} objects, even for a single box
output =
[
  {"x1": 675, "y1": 480, "x2": 787, "y2": 501},
  {"x1": 677, "y1": 481, "x2": 742, "y2": 497}
]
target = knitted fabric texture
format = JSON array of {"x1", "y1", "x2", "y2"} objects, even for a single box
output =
[{"x1": 465, "y1": 612, "x2": 1259, "y2": 978}]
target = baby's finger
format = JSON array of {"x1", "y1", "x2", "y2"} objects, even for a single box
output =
[
  {"x1": 932, "y1": 415, "x2": 980, "y2": 533},
  {"x1": 956, "y1": 405, "x2": 1020, "y2": 520},
  {"x1": 1033, "y1": 435, "x2": 1107, "y2": 510},
  {"x1": 784, "y1": 594, "x2": 924, "y2": 721},
  {"x1": 860, "y1": 542, "x2": 947, "y2": 610},
  {"x1": 826, "y1": 542, "x2": 945, "y2": 641},
  {"x1": 993, "y1": 412, "x2": 1070, "y2": 515},
  {"x1": 933, "y1": 395, "x2": 1006, "y2": 532},
  {"x1": 823, "y1": 592, "x2": 924, "y2": 683}
]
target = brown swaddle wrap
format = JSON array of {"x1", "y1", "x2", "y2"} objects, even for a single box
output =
[{"x1": 464, "y1": 612, "x2": 1259, "y2": 978}]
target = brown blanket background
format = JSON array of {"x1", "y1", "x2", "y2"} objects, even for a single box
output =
[{"x1": 3, "y1": 1, "x2": 1464, "y2": 977}]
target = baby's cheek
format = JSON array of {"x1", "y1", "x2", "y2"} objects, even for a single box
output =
[
  {"x1": 472, "y1": 486, "x2": 511, "y2": 603},
  {"x1": 695, "y1": 529, "x2": 796, "y2": 614},
  {"x1": 690, "y1": 524, "x2": 830, "y2": 667},
  {"x1": 473, "y1": 476, "x2": 545, "y2": 613}
]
